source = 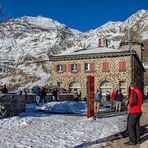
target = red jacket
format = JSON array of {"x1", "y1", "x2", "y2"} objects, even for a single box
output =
[
  {"x1": 128, "y1": 87, "x2": 142, "y2": 113},
  {"x1": 111, "y1": 91, "x2": 116, "y2": 100}
]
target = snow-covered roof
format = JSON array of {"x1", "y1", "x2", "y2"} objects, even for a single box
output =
[
  {"x1": 57, "y1": 47, "x2": 128, "y2": 57},
  {"x1": 63, "y1": 47, "x2": 122, "y2": 55}
]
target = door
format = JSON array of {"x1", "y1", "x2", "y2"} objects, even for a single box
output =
[{"x1": 87, "y1": 76, "x2": 94, "y2": 118}]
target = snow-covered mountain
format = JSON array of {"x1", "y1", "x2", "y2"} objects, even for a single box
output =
[{"x1": 0, "y1": 9, "x2": 147, "y2": 90}]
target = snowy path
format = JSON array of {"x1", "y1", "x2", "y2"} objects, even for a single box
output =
[{"x1": 0, "y1": 104, "x2": 127, "y2": 148}]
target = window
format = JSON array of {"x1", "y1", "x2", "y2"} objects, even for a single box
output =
[
  {"x1": 102, "y1": 61, "x2": 109, "y2": 71},
  {"x1": 119, "y1": 81, "x2": 127, "y2": 96},
  {"x1": 84, "y1": 63, "x2": 94, "y2": 72},
  {"x1": 100, "y1": 80, "x2": 112, "y2": 96},
  {"x1": 54, "y1": 64, "x2": 66, "y2": 72},
  {"x1": 84, "y1": 63, "x2": 90, "y2": 71},
  {"x1": 71, "y1": 64, "x2": 77, "y2": 72},
  {"x1": 119, "y1": 60, "x2": 126, "y2": 71},
  {"x1": 57, "y1": 64, "x2": 63, "y2": 72},
  {"x1": 69, "y1": 81, "x2": 80, "y2": 89}
]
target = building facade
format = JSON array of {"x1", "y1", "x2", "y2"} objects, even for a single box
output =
[{"x1": 50, "y1": 40, "x2": 144, "y2": 99}]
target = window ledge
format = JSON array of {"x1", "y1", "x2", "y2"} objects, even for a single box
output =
[
  {"x1": 119, "y1": 70, "x2": 127, "y2": 72},
  {"x1": 102, "y1": 70, "x2": 110, "y2": 72},
  {"x1": 57, "y1": 71, "x2": 64, "y2": 73},
  {"x1": 71, "y1": 71, "x2": 78, "y2": 73},
  {"x1": 84, "y1": 70, "x2": 94, "y2": 73}
]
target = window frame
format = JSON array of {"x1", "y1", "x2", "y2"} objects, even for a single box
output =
[
  {"x1": 71, "y1": 64, "x2": 77, "y2": 72},
  {"x1": 57, "y1": 64, "x2": 63, "y2": 72},
  {"x1": 84, "y1": 63, "x2": 90, "y2": 71}
]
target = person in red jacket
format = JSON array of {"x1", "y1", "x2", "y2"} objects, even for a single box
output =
[
  {"x1": 111, "y1": 89, "x2": 116, "y2": 110},
  {"x1": 124, "y1": 82, "x2": 142, "y2": 145}
]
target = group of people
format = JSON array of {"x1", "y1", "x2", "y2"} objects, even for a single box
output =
[
  {"x1": 94, "y1": 82, "x2": 143, "y2": 146},
  {"x1": 111, "y1": 89, "x2": 124, "y2": 112},
  {"x1": 94, "y1": 88, "x2": 124, "y2": 112},
  {"x1": 34, "y1": 86, "x2": 47, "y2": 105}
]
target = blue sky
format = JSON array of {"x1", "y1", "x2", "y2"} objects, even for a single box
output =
[{"x1": 0, "y1": 0, "x2": 147, "y2": 31}]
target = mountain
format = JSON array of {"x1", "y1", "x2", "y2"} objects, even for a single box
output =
[
  {"x1": 0, "y1": 16, "x2": 81, "y2": 89},
  {"x1": 0, "y1": 9, "x2": 147, "y2": 90}
]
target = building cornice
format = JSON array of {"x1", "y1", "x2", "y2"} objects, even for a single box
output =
[{"x1": 49, "y1": 50, "x2": 133, "y2": 61}]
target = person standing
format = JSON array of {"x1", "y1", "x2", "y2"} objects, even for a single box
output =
[
  {"x1": 115, "y1": 89, "x2": 123, "y2": 112},
  {"x1": 40, "y1": 87, "x2": 46, "y2": 103},
  {"x1": 124, "y1": 82, "x2": 143, "y2": 145},
  {"x1": 94, "y1": 89, "x2": 102, "y2": 113},
  {"x1": 106, "y1": 91, "x2": 111, "y2": 109},
  {"x1": 111, "y1": 89, "x2": 117, "y2": 110},
  {"x1": 52, "y1": 88, "x2": 58, "y2": 101},
  {"x1": 35, "y1": 86, "x2": 41, "y2": 105},
  {"x1": 72, "y1": 89, "x2": 79, "y2": 101},
  {"x1": 2, "y1": 85, "x2": 8, "y2": 93}
]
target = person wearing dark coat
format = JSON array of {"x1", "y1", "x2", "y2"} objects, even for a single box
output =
[
  {"x1": 115, "y1": 89, "x2": 123, "y2": 112},
  {"x1": 35, "y1": 86, "x2": 41, "y2": 105},
  {"x1": 52, "y1": 88, "x2": 58, "y2": 101},
  {"x1": 40, "y1": 87, "x2": 46, "y2": 103},
  {"x1": 2, "y1": 85, "x2": 8, "y2": 93}
]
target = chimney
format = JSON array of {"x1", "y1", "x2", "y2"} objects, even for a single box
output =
[{"x1": 98, "y1": 37, "x2": 108, "y2": 47}]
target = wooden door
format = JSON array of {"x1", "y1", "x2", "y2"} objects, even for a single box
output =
[{"x1": 87, "y1": 76, "x2": 94, "y2": 118}]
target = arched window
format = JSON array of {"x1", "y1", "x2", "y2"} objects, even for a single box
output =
[
  {"x1": 119, "y1": 81, "x2": 127, "y2": 96},
  {"x1": 69, "y1": 81, "x2": 80, "y2": 91},
  {"x1": 100, "y1": 80, "x2": 112, "y2": 96}
]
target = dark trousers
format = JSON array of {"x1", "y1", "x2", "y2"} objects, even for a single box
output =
[{"x1": 127, "y1": 112, "x2": 142, "y2": 143}]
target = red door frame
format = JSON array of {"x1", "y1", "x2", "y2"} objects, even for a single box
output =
[{"x1": 87, "y1": 76, "x2": 94, "y2": 118}]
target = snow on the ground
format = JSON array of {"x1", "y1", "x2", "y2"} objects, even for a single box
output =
[
  {"x1": 36, "y1": 101, "x2": 112, "y2": 114},
  {"x1": 36, "y1": 101, "x2": 87, "y2": 114},
  {"x1": 0, "y1": 102, "x2": 127, "y2": 148}
]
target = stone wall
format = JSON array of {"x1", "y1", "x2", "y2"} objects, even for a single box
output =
[
  {"x1": 120, "y1": 44, "x2": 142, "y2": 60},
  {"x1": 133, "y1": 56, "x2": 144, "y2": 93},
  {"x1": 0, "y1": 94, "x2": 25, "y2": 117},
  {"x1": 51, "y1": 55, "x2": 134, "y2": 99},
  {"x1": 25, "y1": 93, "x2": 75, "y2": 103}
]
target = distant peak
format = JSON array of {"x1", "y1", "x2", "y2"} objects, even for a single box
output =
[
  {"x1": 137, "y1": 9, "x2": 147, "y2": 14},
  {"x1": 18, "y1": 16, "x2": 65, "y2": 29},
  {"x1": 105, "y1": 21, "x2": 122, "y2": 24}
]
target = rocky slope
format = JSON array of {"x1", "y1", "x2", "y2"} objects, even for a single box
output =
[{"x1": 0, "y1": 9, "x2": 147, "y2": 90}]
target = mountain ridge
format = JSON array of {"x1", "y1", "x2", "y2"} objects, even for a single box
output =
[{"x1": 0, "y1": 9, "x2": 147, "y2": 89}]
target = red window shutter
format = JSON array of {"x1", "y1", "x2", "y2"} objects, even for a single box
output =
[
  {"x1": 68, "y1": 64, "x2": 71, "y2": 72},
  {"x1": 90, "y1": 63, "x2": 94, "y2": 71},
  {"x1": 106, "y1": 62, "x2": 109, "y2": 71},
  {"x1": 122, "y1": 61, "x2": 126, "y2": 70},
  {"x1": 102, "y1": 62, "x2": 106, "y2": 71},
  {"x1": 63, "y1": 64, "x2": 66, "y2": 72},
  {"x1": 77, "y1": 63, "x2": 81, "y2": 71},
  {"x1": 102, "y1": 61, "x2": 109, "y2": 71},
  {"x1": 119, "y1": 61, "x2": 122, "y2": 70},
  {"x1": 54, "y1": 64, "x2": 57, "y2": 72},
  {"x1": 119, "y1": 60, "x2": 126, "y2": 71}
]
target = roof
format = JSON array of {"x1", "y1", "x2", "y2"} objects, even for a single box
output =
[
  {"x1": 49, "y1": 47, "x2": 133, "y2": 61},
  {"x1": 49, "y1": 47, "x2": 145, "y2": 71},
  {"x1": 59, "y1": 47, "x2": 119, "y2": 55}
]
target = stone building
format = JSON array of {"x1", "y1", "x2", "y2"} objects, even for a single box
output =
[{"x1": 49, "y1": 39, "x2": 145, "y2": 99}]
